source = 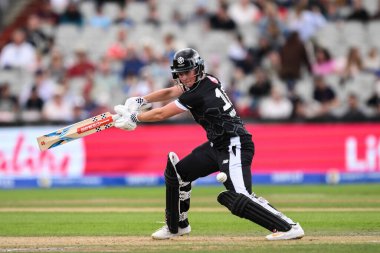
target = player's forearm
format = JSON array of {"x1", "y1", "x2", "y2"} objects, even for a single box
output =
[
  {"x1": 143, "y1": 86, "x2": 181, "y2": 103},
  {"x1": 136, "y1": 102, "x2": 184, "y2": 122},
  {"x1": 137, "y1": 107, "x2": 170, "y2": 122}
]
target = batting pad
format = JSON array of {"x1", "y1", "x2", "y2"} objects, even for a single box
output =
[
  {"x1": 164, "y1": 152, "x2": 181, "y2": 233},
  {"x1": 217, "y1": 190, "x2": 292, "y2": 232}
]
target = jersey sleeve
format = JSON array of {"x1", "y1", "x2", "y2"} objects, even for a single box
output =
[{"x1": 175, "y1": 99, "x2": 189, "y2": 111}]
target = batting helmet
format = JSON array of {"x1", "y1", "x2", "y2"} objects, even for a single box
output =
[{"x1": 171, "y1": 48, "x2": 205, "y2": 79}]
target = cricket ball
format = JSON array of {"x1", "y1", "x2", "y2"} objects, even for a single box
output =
[{"x1": 216, "y1": 172, "x2": 227, "y2": 183}]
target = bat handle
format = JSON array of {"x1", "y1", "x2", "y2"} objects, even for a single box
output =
[{"x1": 112, "y1": 114, "x2": 121, "y2": 121}]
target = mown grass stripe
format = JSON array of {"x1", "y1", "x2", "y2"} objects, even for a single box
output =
[{"x1": 1, "y1": 207, "x2": 380, "y2": 212}]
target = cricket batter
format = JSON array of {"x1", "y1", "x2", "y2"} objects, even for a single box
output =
[{"x1": 113, "y1": 48, "x2": 305, "y2": 240}]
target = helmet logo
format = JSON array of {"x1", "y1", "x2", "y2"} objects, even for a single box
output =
[{"x1": 177, "y1": 57, "x2": 184, "y2": 64}]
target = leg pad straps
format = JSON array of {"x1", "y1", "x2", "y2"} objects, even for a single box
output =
[{"x1": 217, "y1": 190, "x2": 292, "y2": 232}]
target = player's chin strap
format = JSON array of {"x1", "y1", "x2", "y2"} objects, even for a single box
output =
[
  {"x1": 164, "y1": 152, "x2": 191, "y2": 233},
  {"x1": 176, "y1": 70, "x2": 205, "y2": 92}
]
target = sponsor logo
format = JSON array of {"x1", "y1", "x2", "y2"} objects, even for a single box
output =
[
  {"x1": 346, "y1": 135, "x2": 380, "y2": 172},
  {"x1": 177, "y1": 57, "x2": 184, "y2": 64},
  {"x1": 77, "y1": 116, "x2": 113, "y2": 134},
  {"x1": 0, "y1": 129, "x2": 85, "y2": 178}
]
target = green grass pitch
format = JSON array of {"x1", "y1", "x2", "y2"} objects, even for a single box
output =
[{"x1": 0, "y1": 184, "x2": 379, "y2": 252}]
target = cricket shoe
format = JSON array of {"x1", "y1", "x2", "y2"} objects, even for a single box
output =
[
  {"x1": 265, "y1": 223, "x2": 304, "y2": 241},
  {"x1": 151, "y1": 225, "x2": 191, "y2": 240}
]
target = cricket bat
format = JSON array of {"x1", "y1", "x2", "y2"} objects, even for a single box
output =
[{"x1": 37, "y1": 112, "x2": 118, "y2": 151}]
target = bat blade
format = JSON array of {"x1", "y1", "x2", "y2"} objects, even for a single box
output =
[{"x1": 37, "y1": 112, "x2": 116, "y2": 151}]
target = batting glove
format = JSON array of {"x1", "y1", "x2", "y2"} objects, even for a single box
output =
[{"x1": 125, "y1": 97, "x2": 151, "y2": 113}]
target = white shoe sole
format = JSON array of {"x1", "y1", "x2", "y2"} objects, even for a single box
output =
[
  {"x1": 266, "y1": 234, "x2": 304, "y2": 240},
  {"x1": 266, "y1": 224, "x2": 305, "y2": 241},
  {"x1": 151, "y1": 226, "x2": 191, "y2": 240},
  {"x1": 152, "y1": 232, "x2": 190, "y2": 240}
]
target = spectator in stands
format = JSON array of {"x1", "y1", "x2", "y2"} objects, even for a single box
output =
[
  {"x1": 72, "y1": 99, "x2": 86, "y2": 122},
  {"x1": 262, "y1": 50, "x2": 282, "y2": 78},
  {"x1": 0, "y1": 29, "x2": 37, "y2": 71},
  {"x1": 172, "y1": 9, "x2": 188, "y2": 27},
  {"x1": 87, "y1": 92, "x2": 111, "y2": 117},
  {"x1": 363, "y1": 47, "x2": 380, "y2": 72},
  {"x1": 248, "y1": 36, "x2": 275, "y2": 70},
  {"x1": 50, "y1": 0, "x2": 70, "y2": 14},
  {"x1": 249, "y1": 68, "x2": 272, "y2": 99},
  {"x1": 113, "y1": 9, "x2": 135, "y2": 28},
  {"x1": 258, "y1": 1, "x2": 288, "y2": 49},
  {"x1": 24, "y1": 85, "x2": 44, "y2": 112},
  {"x1": 279, "y1": 31, "x2": 311, "y2": 95},
  {"x1": 37, "y1": 0, "x2": 60, "y2": 26},
  {"x1": 42, "y1": 86, "x2": 73, "y2": 122},
  {"x1": 275, "y1": 0, "x2": 294, "y2": 8},
  {"x1": 88, "y1": 5, "x2": 112, "y2": 29},
  {"x1": 0, "y1": 82, "x2": 19, "y2": 122},
  {"x1": 291, "y1": 96, "x2": 308, "y2": 120},
  {"x1": 306, "y1": 0, "x2": 328, "y2": 16},
  {"x1": 141, "y1": 41, "x2": 159, "y2": 64},
  {"x1": 346, "y1": 0, "x2": 370, "y2": 22},
  {"x1": 312, "y1": 75, "x2": 338, "y2": 119},
  {"x1": 341, "y1": 93, "x2": 367, "y2": 121},
  {"x1": 258, "y1": 85, "x2": 293, "y2": 120},
  {"x1": 227, "y1": 0, "x2": 260, "y2": 26},
  {"x1": 92, "y1": 56, "x2": 122, "y2": 106},
  {"x1": 224, "y1": 68, "x2": 244, "y2": 109},
  {"x1": 25, "y1": 14, "x2": 53, "y2": 55},
  {"x1": 80, "y1": 90, "x2": 100, "y2": 118},
  {"x1": 20, "y1": 69, "x2": 56, "y2": 106},
  {"x1": 106, "y1": 28, "x2": 128, "y2": 61},
  {"x1": 325, "y1": 2, "x2": 344, "y2": 22},
  {"x1": 312, "y1": 46, "x2": 336, "y2": 76},
  {"x1": 287, "y1": 2, "x2": 326, "y2": 41},
  {"x1": 248, "y1": 68, "x2": 272, "y2": 112},
  {"x1": 47, "y1": 49, "x2": 67, "y2": 82},
  {"x1": 145, "y1": 2, "x2": 161, "y2": 27},
  {"x1": 367, "y1": 78, "x2": 380, "y2": 117},
  {"x1": 226, "y1": 67, "x2": 252, "y2": 117},
  {"x1": 66, "y1": 46, "x2": 96, "y2": 78},
  {"x1": 21, "y1": 85, "x2": 44, "y2": 122},
  {"x1": 120, "y1": 74, "x2": 138, "y2": 97},
  {"x1": 131, "y1": 70, "x2": 155, "y2": 97},
  {"x1": 95, "y1": 0, "x2": 126, "y2": 9},
  {"x1": 142, "y1": 54, "x2": 172, "y2": 88},
  {"x1": 162, "y1": 33, "x2": 183, "y2": 62},
  {"x1": 121, "y1": 45, "x2": 145, "y2": 78},
  {"x1": 59, "y1": 2, "x2": 84, "y2": 27},
  {"x1": 190, "y1": 0, "x2": 210, "y2": 22},
  {"x1": 228, "y1": 33, "x2": 251, "y2": 74},
  {"x1": 208, "y1": 2, "x2": 236, "y2": 31},
  {"x1": 335, "y1": 46, "x2": 363, "y2": 82}
]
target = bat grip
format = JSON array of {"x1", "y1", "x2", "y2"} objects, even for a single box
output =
[{"x1": 112, "y1": 114, "x2": 121, "y2": 121}]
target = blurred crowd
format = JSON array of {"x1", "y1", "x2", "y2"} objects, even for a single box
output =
[{"x1": 1, "y1": 0, "x2": 380, "y2": 124}]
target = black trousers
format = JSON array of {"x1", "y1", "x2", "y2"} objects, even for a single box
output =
[
  {"x1": 177, "y1": 137, "x2": 254, "y2": 193},
  {"x1": 173, "y1": 136, "x2": 254, "y2": 228}
]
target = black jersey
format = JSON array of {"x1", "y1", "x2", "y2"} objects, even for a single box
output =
[{"x1": 176, "y1": 74, "x2": 252, "y2": 149}]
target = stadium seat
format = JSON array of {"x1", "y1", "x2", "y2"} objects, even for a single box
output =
[{"x1": 126, "y1": 2, "x2": 148, "y2": 24}]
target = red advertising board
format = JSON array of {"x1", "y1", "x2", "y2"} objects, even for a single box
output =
[
  {"x1": 83, "y1": 123, "x2": 380, "y2": 176},
  {"x1": 0, "y1": 123, "x2": 379, "y2": 179}
]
